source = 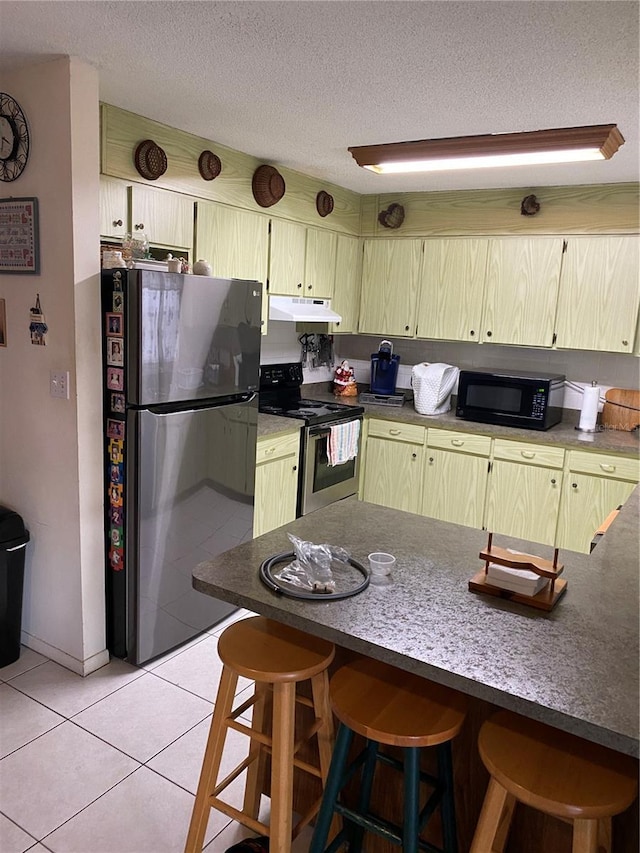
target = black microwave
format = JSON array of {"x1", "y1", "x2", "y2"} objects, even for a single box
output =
[{"x1": 456, "y1": 369, "x2": 565, "y2": 431}]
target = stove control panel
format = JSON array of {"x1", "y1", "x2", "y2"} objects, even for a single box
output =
[{"x1": 260, "y1": 362, "x2": 303, "y2": 389}]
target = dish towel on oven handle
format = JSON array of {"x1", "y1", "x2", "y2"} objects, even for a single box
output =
[{"x1": 328, "y1": 420, "x2": 361, "y2": 467}]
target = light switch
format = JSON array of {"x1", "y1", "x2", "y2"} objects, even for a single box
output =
[{"x1": 50, "y1": 370, "x2": 69, "y2": 399}]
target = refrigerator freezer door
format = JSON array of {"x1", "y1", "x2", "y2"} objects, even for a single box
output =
[
  {"x1": 127, "y1": 271, "x2": 262, "y2": 406},
  {"x1": 125, "y1": 397, "x2": 257, "y2": 664}
]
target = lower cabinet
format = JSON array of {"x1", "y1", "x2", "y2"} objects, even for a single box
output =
[
  {"x1": 361, "y1": 419, "x2": 425, "y2": 514},
  {"x1": 483, "y1": 440, "x2": 565, "y2": 547},
  {"x1": 556, "y1": 450, "x2": 639, "y2": 553},
  {"x1": 422, "y1": 430, "x2": 491, "y2": 528},
  {"x1": 253, "y1": 431, "x2": 301, "y2": 537}
]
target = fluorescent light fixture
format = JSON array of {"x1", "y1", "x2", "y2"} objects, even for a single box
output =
[{"x1": 348, "y1": 125, "x2": 624, "y2": 174}]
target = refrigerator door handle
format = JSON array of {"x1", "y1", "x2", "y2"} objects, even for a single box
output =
[{"x1": 146, "y1": 391, "x2": 257, "y2": 416}]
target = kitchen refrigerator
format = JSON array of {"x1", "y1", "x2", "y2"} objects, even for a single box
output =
[{"x1": 101, "y1": 268, "x2": 262, "y2": 665}]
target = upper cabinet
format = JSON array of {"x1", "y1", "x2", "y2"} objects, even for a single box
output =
[
  {"x1": 416, "y1": 238, "x2": 489, "y2": 342},
  {"x1": 99, "y1": 176, "x2": 128, "y2": 240},
  {"x1": 482, "y1": 238, "x2": 564, "y2": 347},
  {"x1": 554, "y1": 236, "x2": 640, "y2": 353},
  {"x1": 330, "y1": 234, "x2": 362, "y2": 334},
  {"x1": 129, "y1": 184, "x2": 194, "y2": 250},
  {"x1": 359, "y1": 239, "x2": 423, "y2": 337},
  {"x1": 268, "y1": 220, "x2": 336, "y2": 298}
]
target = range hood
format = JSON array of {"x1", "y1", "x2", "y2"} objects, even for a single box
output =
[{"x1": 269, "y1": 295, "x2": 342, "y2": 323}]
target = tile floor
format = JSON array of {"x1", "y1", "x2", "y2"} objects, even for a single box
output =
[{"x1": 0, "y1": 609, "x2": 315, "y2": 852}]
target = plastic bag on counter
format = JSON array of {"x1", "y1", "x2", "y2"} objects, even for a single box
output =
[{"x1": 272, "y1": 534, "x2": 352, "y2": 594}]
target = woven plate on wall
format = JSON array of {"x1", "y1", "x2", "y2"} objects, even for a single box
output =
[
  {"x1": 198, "y1": 150, "x2": 222, "y2": 181},
  {"x1": 316, "y1": 190, "x2": 334, "y2": 217},
  {"x1": 378, "y1": 203, "x2": 405, "y2": 229},
  {"x1": 252, "y1": 164, "x2": 286, "y2": 207},
  {"x1": 134, "y1": 139, "x2": 167, "y2": 181}
]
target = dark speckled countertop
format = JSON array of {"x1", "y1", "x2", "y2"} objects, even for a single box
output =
[{"x1": 194, "y1": 489, "x2": 639, "y2": 757}]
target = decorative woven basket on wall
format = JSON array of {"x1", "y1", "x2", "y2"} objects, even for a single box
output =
[
  {"x1": 316, "y1": 190, "x2": 334, "y2": 217},
  {"x1": 134, "y1": 139, "x2": 167, "y2": 181},
  {"x1": 252, "y1": 165, "x2": 286, "y2": 207},
  {"x1": 198, "y1": 150, "x2": 222, "y2": 181}
]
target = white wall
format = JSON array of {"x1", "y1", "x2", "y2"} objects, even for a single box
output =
[{"x1": 0, "y1": 58, "x2": 107, "y2": 674}]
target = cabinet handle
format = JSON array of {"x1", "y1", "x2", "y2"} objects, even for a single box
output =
[
  {"x1": 550, "y1": 478, "x2": 556, "y2": 485},
  {"x1": 428, "y1": 456, "x2": 434, "y2": 463},
  {"x1": 412, "y1": 452, "x2": 417, "y2": 459},
  {"x1": 451, "y1": 439, "x2": 464, "y2": 447},
  {"x1": 389, "y1": 429, "x2": 401, "y2": 436},
  {"x1": 307, "y1": 284, "x2": 312, "y2": 290},
  {"x1": 622, "y1": 340, "x2": 629, "y2": 346},
  {"x1": 405, "y1": 325, "x2": 410, "y2": 331},
  {"x1": 134, "y1": 223, "x2": 145, "y2": 231},
  {"x1": 599, "y1": 463, "x2": 615, "y2": 473},
  {"x1": 572, "y1": 482, "x2": 578, "y2": 489},
  {"x1": 521, "y1": 450, "x2": 535, "y2": 459},
  {"x1": 266, "y1": 447, "x2": 276, "y2": 454},
  {"x1": 486, "y1": 330, "x2": 492, "y2": 337},
  {"x1": 292, "y1": 465, "x2": 297, "y2": 471},
  {"x1": 297, "y1": 282, "x2": 303, "y2": 289},
  {"x1": 469, "y1": 330, "x2": 475, "y2": 337},
  {"x1": 113, "y1": 219, "x2": 123, "y2": 228}
]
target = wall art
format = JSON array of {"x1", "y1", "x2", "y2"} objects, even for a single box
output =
[{"x1": 0, "y1": 197, "x2": 40, "y2": 273}]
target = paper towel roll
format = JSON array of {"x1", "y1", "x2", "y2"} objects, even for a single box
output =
[{"x1": 578, "y1": 385, "x2": 600, "y2": 431}]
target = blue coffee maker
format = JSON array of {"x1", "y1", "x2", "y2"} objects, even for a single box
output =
[{"x1": 370, "y1": 340, "x2": 401, "y2": 396}]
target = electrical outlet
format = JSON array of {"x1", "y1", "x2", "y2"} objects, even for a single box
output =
[{"x1": 50, "y1": 370, "x2": 70, "y2": 399}]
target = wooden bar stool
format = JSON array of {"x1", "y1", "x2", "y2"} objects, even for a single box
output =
[
  {"x1": 310, "y1": 656, "x2": 468, "y2": 853},
  {"x1": 184, "y1": 616, "x2": 336, "y2": 853},
  {"x1": 470, "y1": 710, "x2": 638, "y2": 853}
]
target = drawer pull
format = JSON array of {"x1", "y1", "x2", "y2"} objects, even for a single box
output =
[
  {"x1": 412, "y1": 452, "x2": 417, "y2": 459},
  {"x1": 521, "y1": 450, "x2": 535, "y2": 459},
  {"x1": 451, "y1": 439, "x2": 464, "y2": 447},
  {"x1": 572, "y1": 483, "x2": 578, "y2": 489},
  {"x1": 550, "y1": 478, "x2": 556, "y2": 485},
  {"x1": 428, "y1": 457, "x2": 434, "y2": 463},
  {"x1": 113, "y1": 218, "x2": 123, "y2": 227},
  {"x1": 600, "y1": 463, "x2": 615, "y2": 473},
  {"x1": 265, "y1": 447, "x2": 276, "y2": 454},
  {"x1": 389, "y1": 429, "x2": 401, "y2": 436}
]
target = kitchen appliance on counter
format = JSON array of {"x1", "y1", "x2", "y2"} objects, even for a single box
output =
[
  {"x1": 370, "y1": 340, "x2": 401, "y2": 397},
  {"x1": 101, "y1": 268, "x2": 262, "y2": 665},
  {"x1": 411, "y1": 362, "x2": 459, "y2": 416},
  {"x1": 259, "y1": 362, "x2": 364, "y2": 515},
  {"x1": 456, "y1": 368, "x2": 565, "y2": 431}
]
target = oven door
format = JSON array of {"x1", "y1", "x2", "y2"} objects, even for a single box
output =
[{"x1": 300, "y1": 418, "x2": 362, "y2": 516}]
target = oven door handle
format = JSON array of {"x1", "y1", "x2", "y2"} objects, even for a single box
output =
[{"x1": 308, "y1": 418, "x2": 362, "y2": 438}]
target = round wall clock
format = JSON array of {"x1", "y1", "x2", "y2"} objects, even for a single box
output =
[{"x1": 0, "y1": 93, "x2": 30, "y2": 182}]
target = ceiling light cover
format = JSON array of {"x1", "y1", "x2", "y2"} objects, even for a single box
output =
[{"x1": 348, "y1": 125, "x2": 624, "y2": 174}]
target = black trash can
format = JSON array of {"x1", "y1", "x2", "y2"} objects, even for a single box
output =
[{"x1": 0, "y1": 505, "x2": 30, "y2": 667}]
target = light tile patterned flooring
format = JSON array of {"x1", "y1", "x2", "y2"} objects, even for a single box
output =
[{"x1": 0, "y1": 609, "x2": 315, "y2": 852}]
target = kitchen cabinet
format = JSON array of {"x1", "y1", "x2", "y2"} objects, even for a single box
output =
[
  {"x1": 422, "y1": 429, "x2": 491, "y2": 529},
  {"x1": 484, "y1": 439, "x2": 565, "y2": 547},
  {"x1": 99, "y1": 176, "x2": 128, "y2": 240},
  {"x1": 358, "y1": 239, "x2": 423, "y2": 337},
  {"x1": 482, "y1": 238, "x2": 564, "y2": 346},
  {"x1": 330, "y1": 234, "x2": 362, "y2": 334},
  {"x1": 196, "y1": 201, "x2": 270, "y2": 333},
  {"x1": 416, "y1": 239, "x2": 489, "y2": 342},
  {"x1": 554, "y1": 235, "x2": 640, "y2": 353},
  {"x1": 254, "y1": 430, "x2": 301, "y2": 537},
  {"x1": 361, "y1": 419, "x2": 425, "y2": 514},
  {"x1": 556, "y1": 450, "x2": 639, "y2": 553},
  {"x1": 129, "y1": 184, "x2": 194, "y2": 250},
  {"x1": 268, "y1": 220, "x2": 336, "y2": 298}
]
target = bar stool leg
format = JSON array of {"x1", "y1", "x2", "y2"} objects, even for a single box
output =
[
  {"x1": 438, "y1": 741, "x2": 459, "y2": 853},
  {"x1": 270, "y1": 681, "x2": 296, "y2": 853},
  {"x1": 309, "y1": 723, "x2": 354, "y2": 853},
  {"x1": 242, "y1": 683, "x2": 268, "y2": 819},
  {"x1": 403, "y1": 746, "x2": 420, "y2": 853},
  {"x1": 349, "y1": 740, "x2": 378, "y2": 853},
  {"x1": 311, "y1": 671, "x2": 341, "y2": 843},
  {"x1": 573, "y1": 819, "x2": 599, "y2": 853},
  {"x1": 469, "y1": 777, "x2": 514, "y2": 853},
  {"x1": 185, "y1": 666, "x2": 239, "y2": 853},
  {"x1": 597, "y1": 817, "x2": 612, "y2": 853}
]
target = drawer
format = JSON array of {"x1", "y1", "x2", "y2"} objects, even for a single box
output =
[
  {"x1": 427, "y1": 428, "x2": 491, "y2": 457},
  {"x1": 567, "y1": 450, "x2": 640, "y2": 482},
  {"x1": 367, "y1": 418, "x2": 426, "y2": 445},
  {"x1": 493, "y1": 438, "x2": 565, "y2": 469},
  {"x1": 256, "y1": 431, "x2": 300, "y2": 464}
]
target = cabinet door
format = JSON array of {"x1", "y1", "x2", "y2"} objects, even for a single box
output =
[
  {"x1": 99, "y1": 177, "x2": 128, "y2": 240},
  {"x1": 305, "y1": 228, "x2": 337, "y2": 298},
  {"x1": 485, "y1": 460, "x2": 562, "y2": 546},
  {"x1": 254, "y1": 434, "x2": 300, "y2": 537},
  {"x1": 482, "y1": 238, "x2": 563, "y2": 346},
  {"x1": 362, "y1": 437, "x2": 424, "y2": 514},
  {"x1": 556, "y1": 473, "x2": 635, "y2": 554},
  {"x1": 555, "y1": 236, "x2": 640, "y2": 353},
  {"x1": 268, "y1": 219, "x2": 307, "y2": 295},
  {"x1": 359, "y1": 239, "x2": 423, "y2": 337},
  {"x1": 417, "y1": 239, "x2": 488, "y2": 342},
  {"x1": 129, "y1": 185, "x2": 194, "y2": 250},
  {"x1": 423, "y1": 450, "x2": 489, "y2": 529},
  {"x1": 331, "y1": 234, "x2": 362, "y2": 334}
]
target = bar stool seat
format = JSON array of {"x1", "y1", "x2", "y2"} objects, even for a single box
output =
[
  {"x1": 185, "y1": 616, "x2": 336, "y2": 853},
  {"x1": 470, "y1": 710, "x2": 638, "y2": 853},
  {"x1": 310, "y1": 656, "x2": 468, "y2": 853}
]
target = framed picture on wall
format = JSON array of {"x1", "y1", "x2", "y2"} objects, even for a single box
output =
[
  {"x1": 0, "y1": 197, "x2": 40, "y2": 274},
  {"x1": 0, "y1": 298, "x2": 6, "y2": 346}
]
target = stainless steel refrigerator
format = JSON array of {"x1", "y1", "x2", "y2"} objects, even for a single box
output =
[{"x1": 101, "y1": 268, "x2": 262, "y2": 665}]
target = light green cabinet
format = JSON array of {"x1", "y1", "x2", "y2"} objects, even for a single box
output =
[
  {"x1": 330, "y1": 234, "x2": 362, "y2": 333},
  {"x1": 422, "y1": 430, "x2": 491, "y2": 528},
  {"x1": 484, "y1": 439, "x2": 565, "y2": 547},
  {"x1": 482, "y1": 238, "x2": 564, "y2": 346},
  {"x1": 129, "y1": 184, "x2": 194, "y2": 250},
  {"x1": 268, "y1": 220, "x2": 336, "y2": 298},
  {"x1": 304, "y1": 227, "x2": 337, "y2": 298},
  {"x1": 359, "y1": 239, "x2": 423, "y2": 337},
  {"x1": 361, "y1": 419, "x2": 425, "y2": 514},
  {"x1": 99, "y1": 176, "x2": 128, "y2": 240},
  {"x1": 554, "y1": 236, "x2": 640, "y2": 353},
  {"x1": 254, "y1": 431, "x2": 301, "y2": 537},
  {"x1": 417, "y1": 239, "x2": 489, "y2": 342},
  {"x1": 556, "y1": 450, "x2": 639, "y2": 553}
]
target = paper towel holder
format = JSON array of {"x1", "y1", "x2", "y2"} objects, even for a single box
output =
[{"x1": 575, "y1": 380, "x2": 601, "y2": 433}]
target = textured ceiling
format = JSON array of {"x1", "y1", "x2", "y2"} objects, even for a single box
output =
[{"x1": 1, "y1": 1, "x2": 638, "y2": 194}]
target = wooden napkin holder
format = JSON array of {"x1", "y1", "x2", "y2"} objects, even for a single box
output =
[{"x1": 469, "y1": 533, "x2": 567, "y2": 612}]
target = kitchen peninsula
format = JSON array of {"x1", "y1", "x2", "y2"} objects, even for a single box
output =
[{"x1": 193, "y1": 488, "x2": 639, "y2": 850}]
